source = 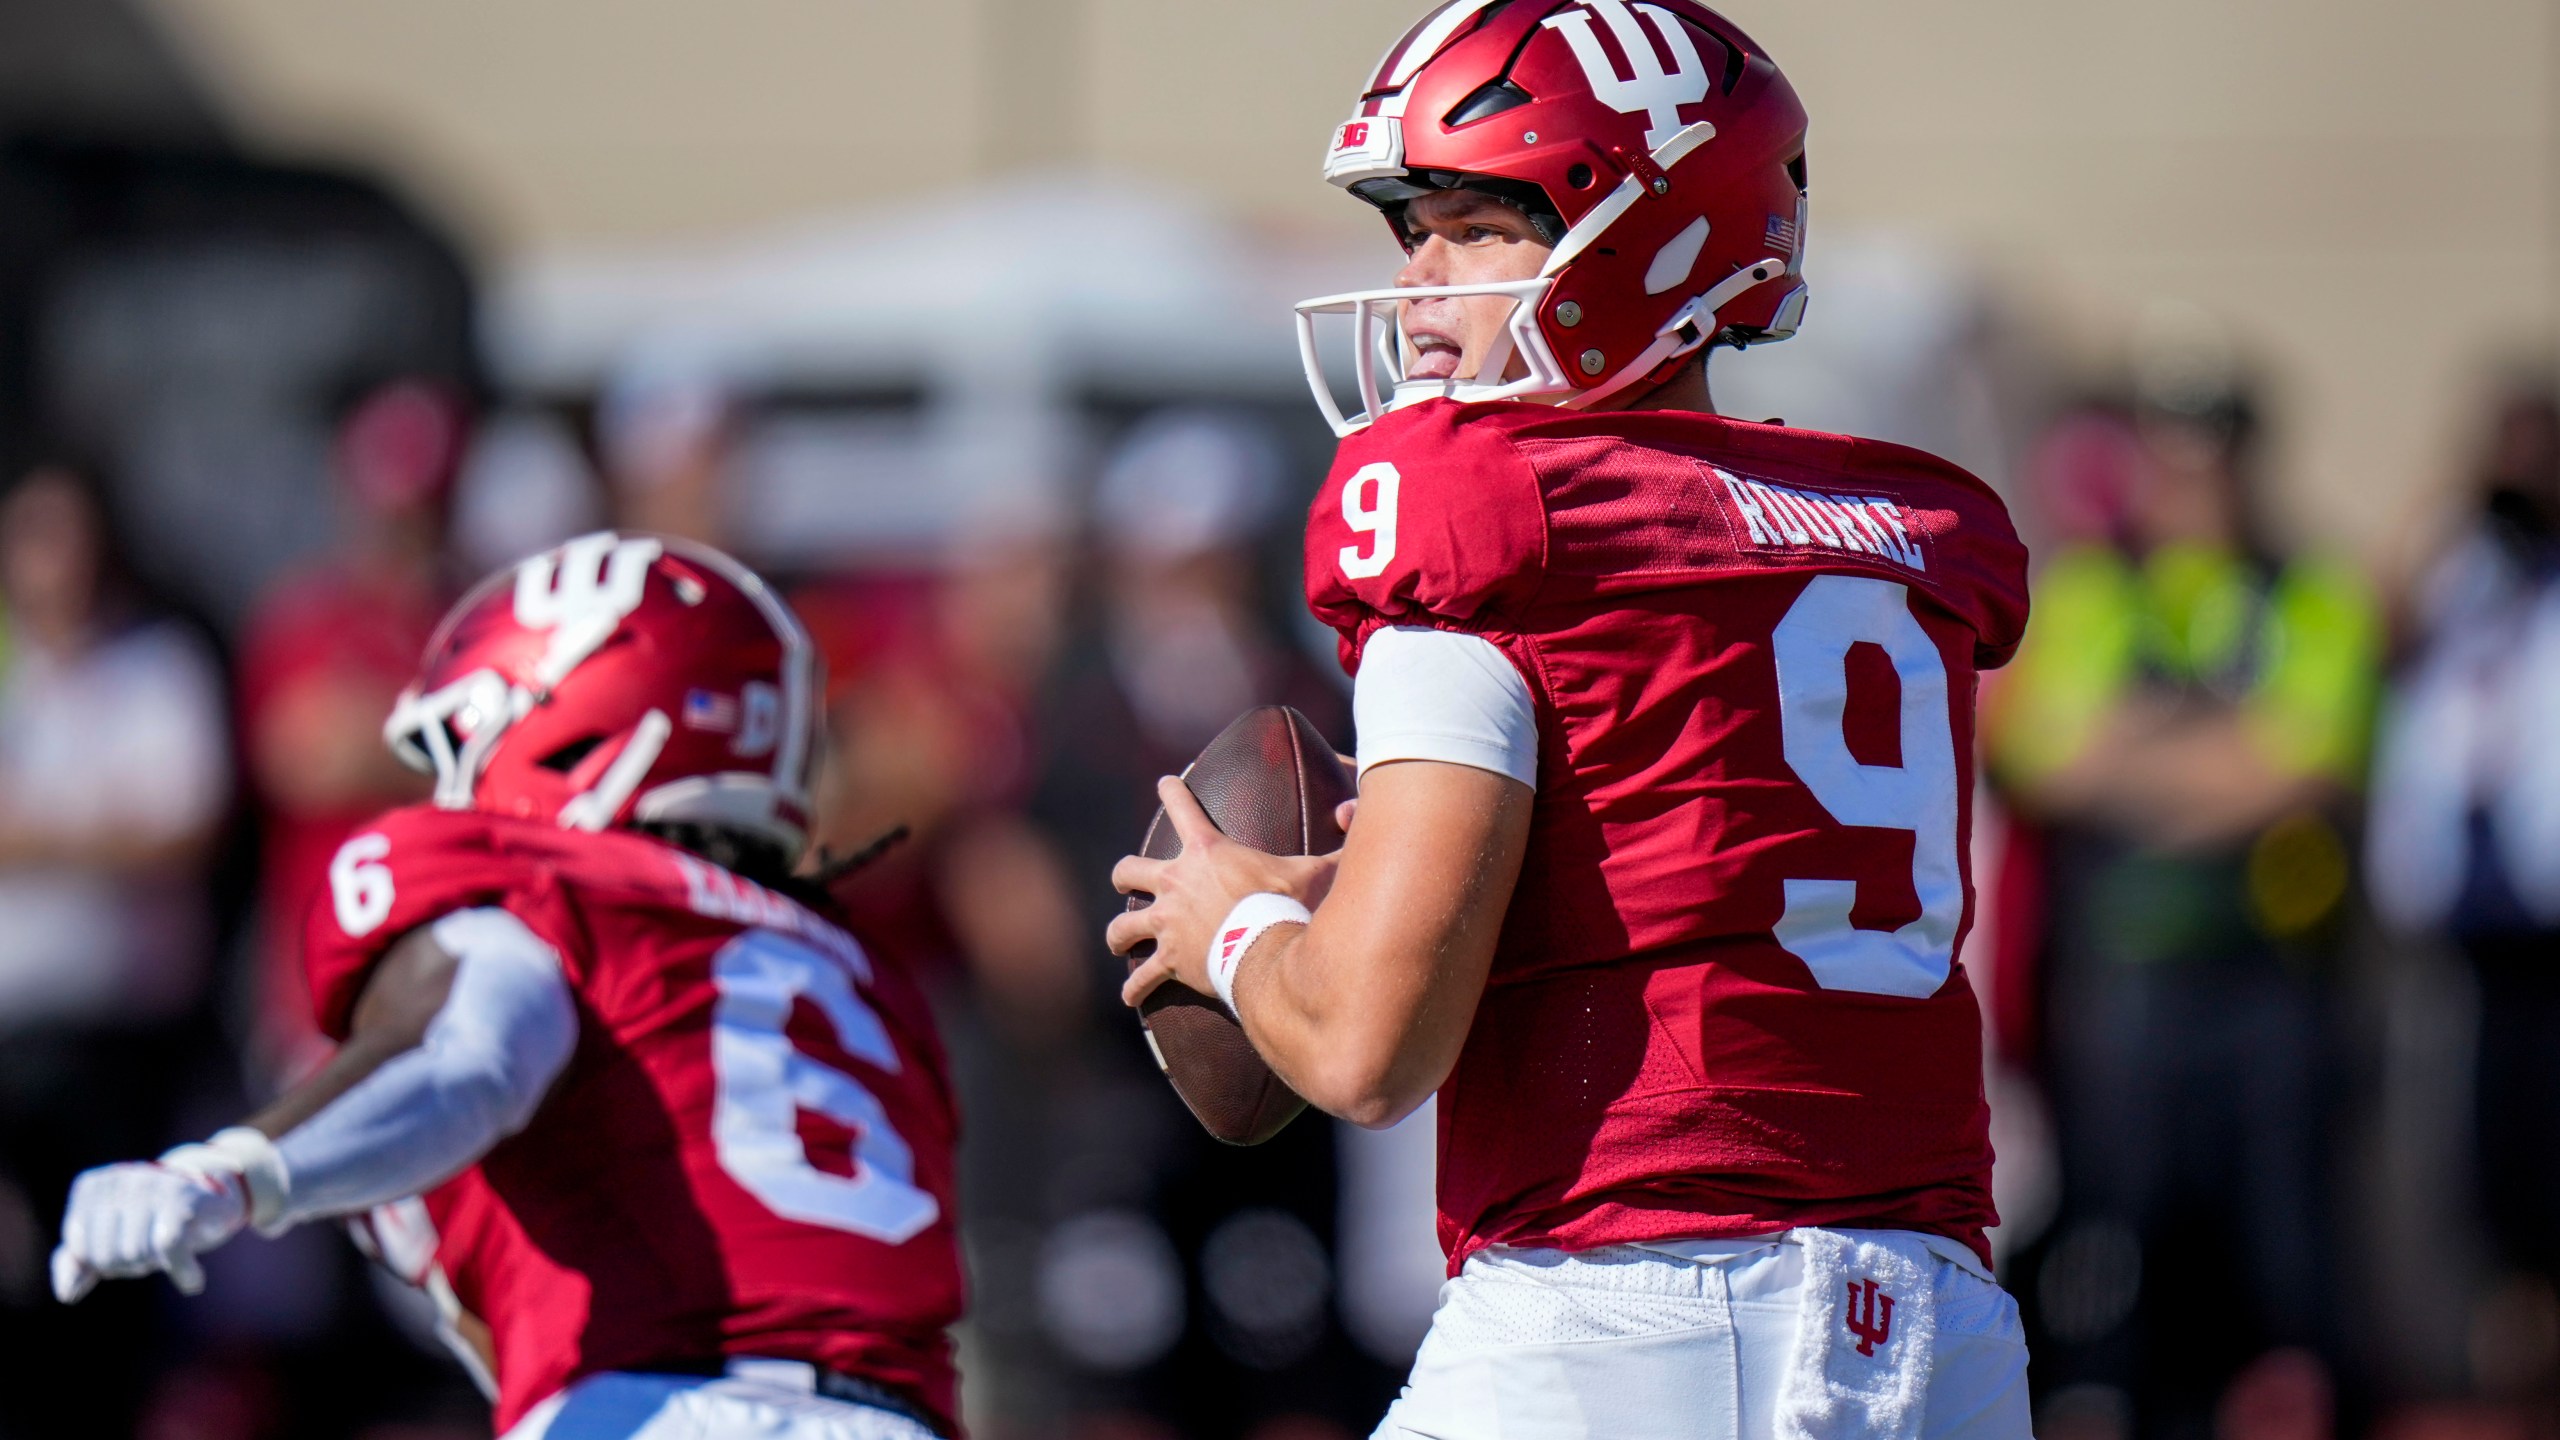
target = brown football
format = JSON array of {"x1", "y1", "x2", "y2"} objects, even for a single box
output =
[{"x1": 1126, "y1": 705, "x2": 1351, "y2": 1146}]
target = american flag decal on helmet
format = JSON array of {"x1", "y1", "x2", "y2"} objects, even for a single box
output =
[
  {"x1": 1764, "y1": 213, "x2": 1799, "y2": 252},
  {"x1": 682, "y1": 687, "x2": 740, "y2": 735}
]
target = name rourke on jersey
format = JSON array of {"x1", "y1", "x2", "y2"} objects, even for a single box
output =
[{"x1": 1716, "y1": 466, "x2": 1928, "y2": 574}]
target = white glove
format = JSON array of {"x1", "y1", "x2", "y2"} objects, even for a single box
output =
[{"x1": 51, "y1": 1128, "x2": 287, "y2": 1304}]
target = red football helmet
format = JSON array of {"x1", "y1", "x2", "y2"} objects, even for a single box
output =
[
  {"x1": 1296, "y1": 0, "x2": 1810, "y2": 435},
  {"x1": 384, "y1": 532, "x2": 820, "y2": 862}
]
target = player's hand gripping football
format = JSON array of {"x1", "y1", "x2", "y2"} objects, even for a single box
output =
[
  {"x1": 1109, "y1": 775, "x2": 1354, "y2": 1009},
  {"x1": 51, "y1": 1147, "x2": 252, "y2": 1302}
]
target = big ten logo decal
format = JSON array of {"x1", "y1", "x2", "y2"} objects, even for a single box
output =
[
  {"x1": 1338, "y1": 462, "x2": 1402, "y2": 580},
  {"x1": 1326, "y1": 114, "x2": 1405, "y2": 184},
  {"x1": 514, "y1": 533, "x2": 664, "y2": 687},
  {"x1": 1541, "y1": 0, "x2": 1712, "y2": 151}
]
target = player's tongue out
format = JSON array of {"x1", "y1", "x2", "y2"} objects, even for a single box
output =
[{"x1": 1406, "y1": 330, "x2": 1463, "y2": 380}]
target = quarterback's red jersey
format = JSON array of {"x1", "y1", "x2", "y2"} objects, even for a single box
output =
[
  {"x1": 303, "y1": 805, "x2": 962, "y2": 1434},
  {"x1": 1305, "y1": 400, "x2": 2030, "y2": 1272}
]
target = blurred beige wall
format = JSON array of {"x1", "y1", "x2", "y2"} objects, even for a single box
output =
[{"x1": 153, "y1": 0, "x2": 2558, "y2": 555}]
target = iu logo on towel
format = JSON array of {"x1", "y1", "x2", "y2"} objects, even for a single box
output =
[{"x1": 1845, "y1": 1277, "x2": 1896, "y2": 1357}]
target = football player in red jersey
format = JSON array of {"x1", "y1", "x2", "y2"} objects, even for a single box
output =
[
  {"x1": 52, "y1": 533, "x2": 964, "y2": 1440},
  {"x1": 1110, "y1": 3, "x2": 2033, "y2": 1436}
]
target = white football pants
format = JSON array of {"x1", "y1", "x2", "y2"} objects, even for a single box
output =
[
  {"x1": 1372, "y1": 1232, "x2": 2031, "y2": 1440},
  {"x1": 502, "y1": 1361, "x2": 939, "y2": 1440}
]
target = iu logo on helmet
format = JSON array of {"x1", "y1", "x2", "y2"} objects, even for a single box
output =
[
  {"x1": 1542, "y1": 0, "x2": 1712, "y2": 151},
  {"x1": 514, "y1": 532, "x2": 664, "y2": 688}
]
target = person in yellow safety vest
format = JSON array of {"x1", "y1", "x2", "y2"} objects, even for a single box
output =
[{"x1": 1983, "y1": 364, "x2": 2380, "y2": 1440}]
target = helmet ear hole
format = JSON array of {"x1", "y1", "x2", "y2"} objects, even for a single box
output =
[
  {"x1": 539, "y1": 735, "x2": 606, "y2": 773},
  {"x1": 1444, "y1": 80, "x2": 1531, "y2": 128},
  {"x1": 1567, "y1": 164, "x2": 1595, "y2": 191}
]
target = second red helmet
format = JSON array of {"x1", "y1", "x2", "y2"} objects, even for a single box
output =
[{"x1": 384, "y1": 532, "x2": 820, "y2": 864}]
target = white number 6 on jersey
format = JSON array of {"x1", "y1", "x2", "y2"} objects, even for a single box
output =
[
  {"x1": 1770, "y1": 575, "x2": 1964, "y2": 998},
  {"x1": 710, "y1": 930, "x2": 939, "y2": 1243},
  {"x1": 1339, "y1": 462, "x2": 1400, "y2": 579},
  {"x1": 330, "y1": 833, "x2": 396, "y2": 937}
]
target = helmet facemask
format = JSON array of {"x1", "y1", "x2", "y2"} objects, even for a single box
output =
[
  {"x1": 1298, "y1": 121, "x2": 1795, "y2": 437},
  {"x1": 385, "y1": 668, "x2": 532, "y2": 810}
]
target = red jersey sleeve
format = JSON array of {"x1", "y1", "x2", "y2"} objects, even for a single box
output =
[
  {"x1": 301, "y1": 805, "x2": 557, "y2": 1041},
  {"x1": 1304, "y1": 401, "x2": 1548, "y2": 667}
]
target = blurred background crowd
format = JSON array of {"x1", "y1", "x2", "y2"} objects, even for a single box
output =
[{"x1": 0, "y1": 2, "x2": 2552, "y2": 1439}]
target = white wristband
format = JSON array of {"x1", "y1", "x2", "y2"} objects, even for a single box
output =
[
  {"x1": 1206, "y1": 892, "x2": 1311, "y2": 1015},
  {"x1": 162, "y1": 1127, "x2": 293, "y2": 1235}
]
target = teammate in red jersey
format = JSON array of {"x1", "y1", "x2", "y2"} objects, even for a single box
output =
[
  {"x1": 1110, "y1": 4, "x2": 2032, "y2": 1436},
  {"x1": 52, "y1": 533, "x2": 964, "y2": 1440}
]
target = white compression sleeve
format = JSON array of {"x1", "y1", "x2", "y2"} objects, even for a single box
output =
[
  {"x1": 1353, "y1": 626, "x2": 1539, "y2": 788},
  {"x1": 270, "y1": 908, "x2": 578, "y2": 1228}
]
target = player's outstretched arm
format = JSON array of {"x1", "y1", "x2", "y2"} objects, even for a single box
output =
[
  {"x1": 51, "y1": 908, "x2": 576, "y2": 1304},
  {"x1": 253, "y1": 922, "x2": 473, "y2": 1135},
  {"x1": 1112, "y1": 759, "x2": 1532, "y2": 1128}
]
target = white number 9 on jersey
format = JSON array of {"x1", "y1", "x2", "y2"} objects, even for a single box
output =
[
  {"x1": 1338, "y1": 462, "x2": 1401, "y2": 580},
  {"x1": 1770, "y1": 575, "x2": 1964, "y2": 998}
]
